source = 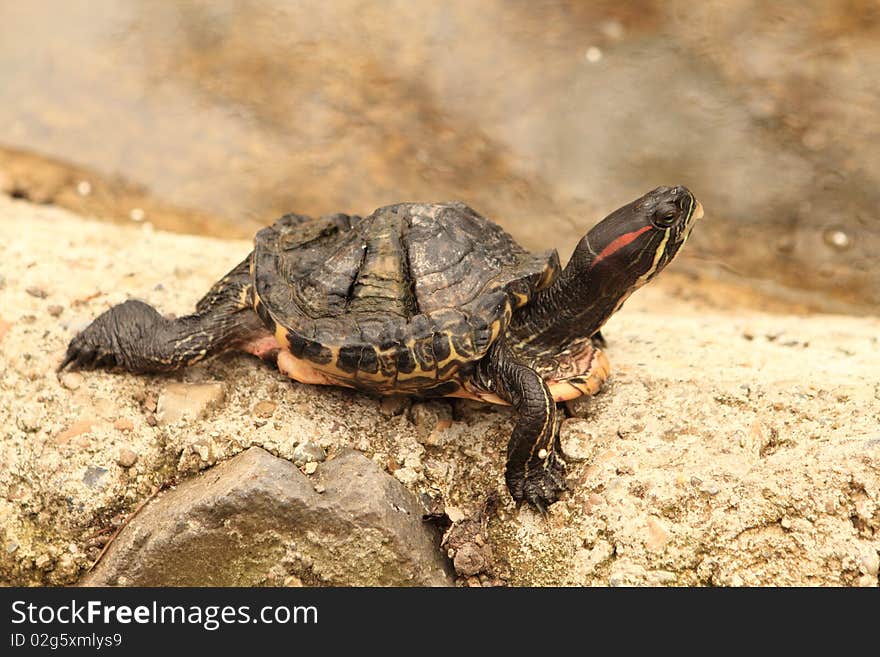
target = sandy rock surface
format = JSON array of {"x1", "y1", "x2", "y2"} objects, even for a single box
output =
[{"x1": 1, "y1": 196, "x2": 878, "y2": 586}]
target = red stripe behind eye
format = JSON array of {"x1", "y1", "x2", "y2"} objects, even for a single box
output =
[{"x1": 592, "y1": 225, "x2": 652, "y2": 266}]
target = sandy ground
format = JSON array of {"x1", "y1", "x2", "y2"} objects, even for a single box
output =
[{"x1": 1, "y1": 196, "x2": 878, "y2": 586}]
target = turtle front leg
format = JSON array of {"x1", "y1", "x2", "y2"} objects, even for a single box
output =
[
  {"x1": 59, "y1": 256, "x2": 263, "y2": 374},
  {"x1": 481, "y1": 343, "x2": 567, "y2": 513}
]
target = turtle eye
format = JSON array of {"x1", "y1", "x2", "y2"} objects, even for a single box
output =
[{"x1": 654, "y1": 210, "x2": 677, "y2": 228}]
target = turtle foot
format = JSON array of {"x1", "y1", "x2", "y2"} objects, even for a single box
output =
[
  {"x1": 59, "y1": 300, "x2": 161, "y2": 373},
  {"x1": 506, "y1": 451, "x2": 567, "y2": 515}
]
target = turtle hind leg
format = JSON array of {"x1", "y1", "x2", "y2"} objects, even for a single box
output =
[
  {"x1": 59, "y1": 256, "x2": 262, "y2": 374},
  {"x1": 481, "y1": 342, "x2": 567, "y2": 512}
]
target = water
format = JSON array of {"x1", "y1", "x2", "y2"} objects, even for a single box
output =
[{"x1": 1, "y1": 0, "x2": 878, "y2": 311}]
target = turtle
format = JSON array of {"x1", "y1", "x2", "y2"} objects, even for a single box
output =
[{"x1": 60, "y1": 185, "x2": 702, "y2": 511}]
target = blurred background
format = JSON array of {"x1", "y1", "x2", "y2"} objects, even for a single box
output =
[{"x1": 1, "y1": 0, "x2": 877, "y2": 313}]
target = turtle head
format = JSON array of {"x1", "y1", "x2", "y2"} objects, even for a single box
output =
[
  {"x1": 508, "y1": 185, "x2": 702, "y2": 349},
  {"x1": 585, "y1": 185, "x2": 702, "y2": 290}
]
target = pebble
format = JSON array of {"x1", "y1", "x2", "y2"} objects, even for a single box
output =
[
  {"x1": 82, "y1": 466, "x2": 109, "y2": 487},
  {"x1": 393, "y1": 467, "x2": 419, "y2": 485},
  {"x1": 452, "y1": 543, "x2": 486, "y2": 576},
  {"x1": 304, "y1": 462, "x2": 318, "y2": 475},
  {"x1": 252, "y1": 400, "x2": 277, "y2": 418},
  {"x1": 292, "y1": 442, "x2": 325, "y2": 466},
  {"x1": 55, "y1": 420, "x2": 93, "y2": 443},
  {"x1": 34, "y1": 554, "x2": 52, "y2": 569},
  {"x1": 116, "y1": 449, "x2": 138, "y2": 468},
  {"x1": 860, "y1": 550, "x2": 879, "y2": 577},
  {"x1": 157, "y1": 382, "x2": 225, "y2": 425},
  {"x1": 25, "y1": 286, "x2": 48, "y2": 299},
  {"x1": 645, "y1": 516, "x2": 669, "y2": 551},
  {"x1": 47, "y1": 304, "x2": 64, "y2": 317},
  {"x1": 16, "y1": 407, "x2": 42, "y2": 433},
  {"x1": 113, "y1": 418, "x2": 134, "y2": 432}
]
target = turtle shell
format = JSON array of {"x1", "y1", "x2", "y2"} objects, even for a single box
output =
[{"x1": 252, "y1": 202, "x2": 560, "y2": 393}]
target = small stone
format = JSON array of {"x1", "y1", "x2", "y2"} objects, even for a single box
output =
[
  {"x1": 83, "y1": 466, "x2": 109, "y2": 487},
  {"x1": 34, "y1": 554, "x2": 52, "y2": 569},
  {"x1": 253, "y1": 400, "x2": 276, "y2": 418},
  {"x1": 860, "y1": 550, "x2": 879, "y2": 577},
  {"x1": 700, "y1": 481, "x2": 721, "y2": 496},
  {"x1": 145, "y1": 414, "x2": 158, "y2": 427},
  {"x1": 114, "y1": 418, "x2": 134, "y2": 432},
  {"x1": 16, "y1": 406, "x2": 42, "y2": 433},
  {"x1": 292, "y1": 442, "x2": 325, "y2": 466},
  {"x1": 76, "y1": 180, "x2": 92, "y2": 196},
  {"x1": 284, "y1": 575, "x2": 304, "y2": 587},
  {"x1": 144, "y1": 391, "x2": 158, "y2": 412},
  {"x1": 857, "y1": 574, "x2": 877, "y2": 588},
  {"x1": 393, "y1": 467, "x2": 419, "y2": 485},
  {"x1": 304, "y1": 462, "x2": 318, "y2": 475},
  {"x1": 129, "y1": 207, "x2": 146, "y2": 222},
  {"x1": 6, "y1": 541, "x2": 18, "y2": 554},
  {"x1": 47, "y1": 304, "x2": 64, "y2": 317},
  {"x1": 116, "y1": 449, "x2": 138, "y2": 468},
  {"x1": 379, "y1": 396, "x2": 409, "y2": 417},
  {"x1": 453, "y1": 543, "x2": 486, "y2": 576},
  {"x1": 780, "y1": 517, "x2": 792, "y2": 530},
  {"x1": 445, "y1": 506, "x2": 466, "y2": 523},
  {"x1": 157, "y1": 382, "x2": 225, "y2": 425},
  {"x1": 646, "y1": 516, "x2": 669, "y2": 552},
  {"x1": 55, "y1": 420, "x2": 93, "y2": 443},
  {"x1": 25, "y1": 286, "x2": 48, "y2": 298}
]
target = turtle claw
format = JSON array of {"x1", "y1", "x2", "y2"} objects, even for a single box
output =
[
  {"x1": 57, "y1": 299, "x2": 155, "y2": 373},
  {"x1": 507, "y1": 451, "x2": 568, "y2": 515},
  {"x1": 59, "y1": 334, "x2": 118, "y2": 373}
]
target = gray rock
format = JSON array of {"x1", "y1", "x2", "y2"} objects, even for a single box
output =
[
  {"x1": 82, "y1": 466, "x2": 108, "y2": 487},
  {"x1": 81, "y1": 447, "x2": 453, "y2": 586},
  {"x1": 292, "y1": 441, "x2": 325, "y2": 465}
]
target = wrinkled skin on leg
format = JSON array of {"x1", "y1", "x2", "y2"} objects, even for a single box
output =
[
  {"x1": 479, "y1": 342, "x2": 567, "y2": 512},
  {"x1": 59, "y1": 257, "x2": 262, "y2": 373}
]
